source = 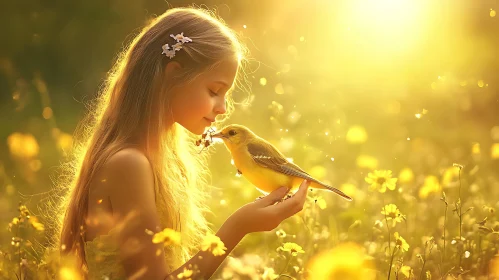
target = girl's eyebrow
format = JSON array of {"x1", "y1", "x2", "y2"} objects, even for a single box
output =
[{"x1": 214, "y1": 80, "x2": 230, "y2": 88}]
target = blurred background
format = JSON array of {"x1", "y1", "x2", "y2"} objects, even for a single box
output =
[{"x1": 1, "y1": 0, "x2": 499, "y2": 279}]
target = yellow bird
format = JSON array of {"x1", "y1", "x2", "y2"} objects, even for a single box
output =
[{"x1": 211, "y1": 124, "x2": 352, "y2": 201}]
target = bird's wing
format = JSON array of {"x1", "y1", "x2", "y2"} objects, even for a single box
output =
[
  {"x1": 247, "y1": 140, "x2": 353, "y2": 201},
  {"x1": 246, "y1": 140, "x2": 315, "y2": 181}
]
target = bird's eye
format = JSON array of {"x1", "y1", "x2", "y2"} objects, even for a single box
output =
[{"x1": 228, "y1": 130, "x2": 237, "y2": 136}]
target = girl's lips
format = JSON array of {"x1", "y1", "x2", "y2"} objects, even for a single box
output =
[{"x1": 204, "y1": 117, "x2": 215, "y2": 122}]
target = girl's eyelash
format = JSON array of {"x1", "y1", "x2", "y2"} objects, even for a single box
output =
[{"x1": 209, "y1": 90, "x2": 218, "y2": 97}]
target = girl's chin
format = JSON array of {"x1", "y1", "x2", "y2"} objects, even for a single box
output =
[
  {"x1": 174, "y1": 123, "x2": 200, "y2": 135},
  {"x1": 193, "y1": 124, "x2": 209, "y2": 135},
  {"x1": 178, "y1": 119, "x2": 213, "y2": 135}
]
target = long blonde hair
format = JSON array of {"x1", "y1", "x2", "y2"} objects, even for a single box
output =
[{"x1": 46, "y1": 6, "x2": 250, "y2": 275}]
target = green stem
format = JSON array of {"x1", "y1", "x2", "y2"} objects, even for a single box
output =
[
  {"x1": 278, "y1": 255, "x2": 293, "y2": 279},
  {"x1": 477, "y1": 235, "x2": 482, "y2": 272},
  {"x1": 441, "y1": 203, "x2": 447, "y2": 279},
  {"x1": 419, "y1": 261, "x2": 426, "y2": 280},
  {"x1": 419, "y1": 256, "x2": 427, "y2": 280},
  {"x1": 382, "y1": 202, "x2": 392, "y2": 253},
  {"x1": 17, "y1": 222, "x2": 21, "y2": 280},
  {"x1": 388, "y1": 246, "x2": 398, "y2": 280},
  {"x1": 458, "y1": 168, "x2": 462, "y2": 269},
  {"x1": 458, "y1": 169, "x2": 462, "y2": 240}
]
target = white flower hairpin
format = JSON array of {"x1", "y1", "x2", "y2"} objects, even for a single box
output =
[{"x1": 161, "y1": 32, "x2": 193, "y2": 59}]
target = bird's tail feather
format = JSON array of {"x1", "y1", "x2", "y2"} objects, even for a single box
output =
[{"x1": 311, "y1": 180, "x2": 353, "y2": 201}]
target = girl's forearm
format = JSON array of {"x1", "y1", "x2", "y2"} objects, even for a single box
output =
[{"x1": 164, "y1": 218, "x2": 245, "y2": 280}]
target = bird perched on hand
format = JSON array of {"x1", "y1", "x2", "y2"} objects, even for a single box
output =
[{"x1": 211, "y1": 124, "x2": 352, "y2": 201}]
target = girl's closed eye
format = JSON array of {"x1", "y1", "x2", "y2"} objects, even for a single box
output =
[{"x1": 208, "y1": 89, "x2": 219, "y2": 97}]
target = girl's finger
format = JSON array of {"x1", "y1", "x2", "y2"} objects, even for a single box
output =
[
  {"x1": 274, "y1": 180, "x2": 310, "y2": 217},
  {"x1": 255, "y1": 186, "x2": 288, "y2": 207}
]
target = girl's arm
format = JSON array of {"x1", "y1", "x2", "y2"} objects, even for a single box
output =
[
  {"x1": 102, "y1": 148, "x2": 308, "y2": 280},
  {"x1": 163, "y1": 216, "x2": 245, "y2": 279},
  {"x1": 165, "y1": 181, "x2": 310, "y2": 280}
]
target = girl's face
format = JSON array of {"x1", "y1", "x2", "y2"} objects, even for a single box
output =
[{"x1": 170, "y1": 58, "x2": 239, "y2": 135}]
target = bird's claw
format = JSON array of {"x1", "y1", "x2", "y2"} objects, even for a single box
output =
[
  {"x1": 255, "y1": 195, "x2": 265, "y2": 201},
  {"x1": 254, "y1": 193, "x2": 293, "y2": 204}
]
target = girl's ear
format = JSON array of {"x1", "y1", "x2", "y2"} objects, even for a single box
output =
[{"x1": 164, "y1": 61, "x2": 182, "y2": 82}]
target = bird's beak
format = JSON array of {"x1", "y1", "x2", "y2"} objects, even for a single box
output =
[{"x1": 211, "y1": 131, "x2": 225, "y2": 139}]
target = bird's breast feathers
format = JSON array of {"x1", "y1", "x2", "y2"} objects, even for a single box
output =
[{"x1": 232, "y1": 146, "x2": 293, "y2": 194}]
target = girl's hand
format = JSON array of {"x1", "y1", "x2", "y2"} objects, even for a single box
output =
[{"x1": 228, "y1": 179, "x2": 311, "y2": 235}]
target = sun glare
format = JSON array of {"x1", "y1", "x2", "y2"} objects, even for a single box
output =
[{"x1": 338, "y1": 0, "x2": 425, "y2": 54}]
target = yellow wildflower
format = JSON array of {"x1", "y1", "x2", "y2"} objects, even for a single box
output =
[
  {"x1": 29, "y1": 216, "x2": 45, "y2": 231},
  {"x1": 278, "y1": 242, "x2": 305, "y2": 256},
  {"x1": 398, "y1": 168, "x2": 414, "y2": 183},
  {"x1": 442, "y1": 167, "x2": 459, "y2": 187},
  {"x1": 365, "y1": 170, "x2": 397, "y2": 193},
  {"x1": 381, "y1": 204, "x2": 405, "y2": 226},
  {"x1": 419, "y1": 176, "x2": 441, "y2": 199},
  {"x1": 11, "y1": 237, "x2": 22, "y2": 247},
  {"x1": 394, "y1": 232, "x2": 409, "y2": 252},
  {"x1": 262, "y1": 267, "x2": 279, "y2": 280},
  {"x1": 201, "y1": 233, "x2": 227, "y2": 256},
  {"x1": 341, "y1": 183, "x2": 357, "y2": 197},
  {"x1": 346, "y1": 125, "x2": 368, "y2": 144},
  {"x1": 19, "y1": 205, "x2": 30, "y2": 217},
  {"x1": 314, "y1": 196, "x2": 327, "y2": 209},
  {"x1": 7, "y1": 133, "x2": 40, "y2": 158},
  {"x1": 59, "y1": 266, "x2": 81, "y2": 280},
  {"x1": 399, "y1": 266, "x2": 413, "y2": 278},
  {"x1": 177, "y1": 267, "x2": 193, "y2": 279},
  {"x1": 491, "y1": 143, "x2": 499, "y2": 159},
  {"x1": 306, "y1": 242, "x2": 376, "y2": 280},
  {"x1": 309, "y1": 165, "x2": 326, "y2": 180},
  {"x1": 472, "y1": 143, "x2": 480, "y2": 154},
  {"x1": 356, "y1": 155, "x2": 378, "y2": 170},
  {"x1": 57, "y1": 131, "x2": 74, "y2": 153},
  {"x1": 152, "y1": 228, "x2": 181, "y2": 246}
]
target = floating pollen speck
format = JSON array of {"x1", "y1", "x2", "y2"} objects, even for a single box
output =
[{"x1": 97, "y1": 199, "x2": 103, "y2": 204}]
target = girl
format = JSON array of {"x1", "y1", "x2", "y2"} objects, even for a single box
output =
[{"x1": 52, "y1": 7, "x2": 310, "y2": 280}]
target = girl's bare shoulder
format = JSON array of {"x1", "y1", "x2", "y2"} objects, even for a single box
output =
[
  {"x1": 86, "y1": 147, "x2": 155, "y2": 240},
  {"x1": 104, "y1": 147, "x2": 151, "y2": 174},
  {"x1": 99, "y1": 147, "x2": 156, "y2": 216},
  {"x1": 91, "y1": 150, "x2": 168, "y2": 277}
]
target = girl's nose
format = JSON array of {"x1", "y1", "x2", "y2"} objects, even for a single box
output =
[{"x1": 214, "y1": 99, "x2": 227, "y2": 114}]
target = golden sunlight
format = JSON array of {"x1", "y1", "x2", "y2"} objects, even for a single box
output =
[{"x1": 334, "y1": 0, "x2": 426, "y2": 55}]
